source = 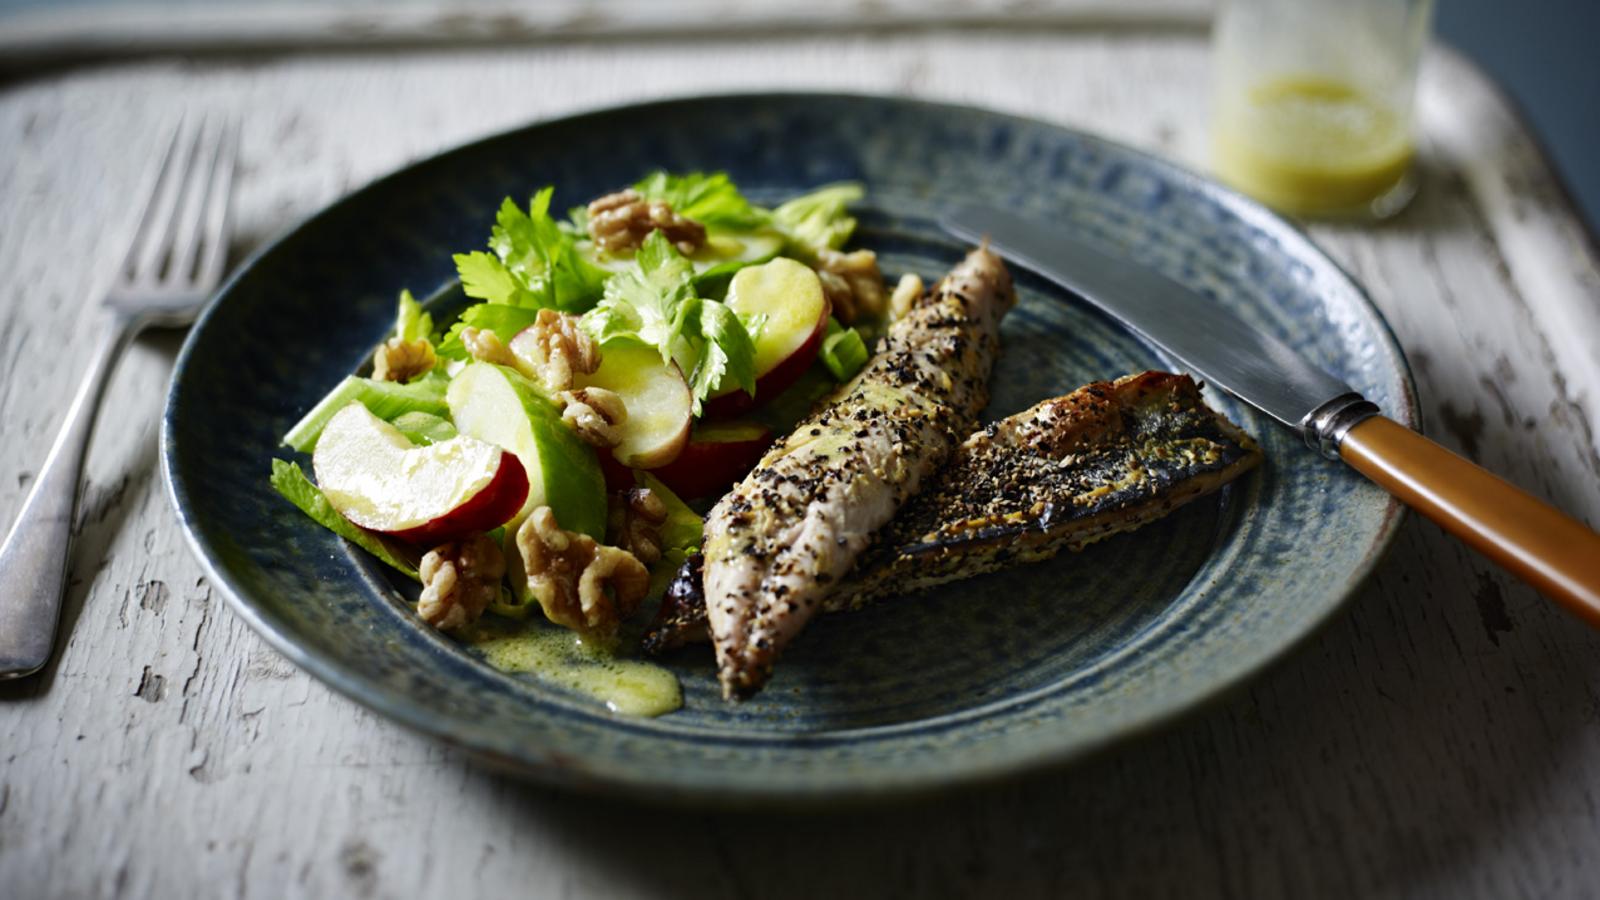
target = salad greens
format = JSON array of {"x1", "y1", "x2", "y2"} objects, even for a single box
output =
[
  {"x1": 435, "y1": 304, "x2": 541, "y2": 361},
  {"x1": 771, "y1": 183, "x2": 863, "y2": 261},
  {"x1": 583, "y1": 230, "x2": 758, "y2": 413},
  {"x1": 272, "y1": 170, "x2": 885, "y2": 635},
  {"x1": 453, "y1": 189, "x2": 609, "y2": 312},
  {"x1": 270, "y1": 460, "x2": 420, "y2": 579},
  {"x1": 632, "y1": 171, "x2": 769, "y2": 230}
]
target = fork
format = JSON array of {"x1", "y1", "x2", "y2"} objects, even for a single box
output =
[{"x1": 0, "y1": 116, "x2": 238, "y2": 679}]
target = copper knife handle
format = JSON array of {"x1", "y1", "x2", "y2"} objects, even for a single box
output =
[{"x1": 1340, "y1": 415, "x2": 1600, "y2": 627}]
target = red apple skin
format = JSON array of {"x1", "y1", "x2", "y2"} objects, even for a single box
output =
[
  {"x1": 377, "y1": 450, "x2": 530, "y2": 546},
  {"x1": 650, "y1": 424, "x2": 775, "y2": 499},
  {"x1": 702, "y1": 309, "x2": 829, "y2": 419}
]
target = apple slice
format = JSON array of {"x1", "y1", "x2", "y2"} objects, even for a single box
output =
[
  {"x1": 704, "y1": 257, "x2": 830, "y2": 418},
  {"x1": 447, "y1": 362, "x2": 607, "y2": 539},
  {"x1": 575, "y1": 341, "x2": 693, "y2": 469},
  {"x1": 649, "y1": 421, "x2": 775, "y2": 500},
  {"x1": 312, "y1": 402, "x2": 528, "y2": 546}
]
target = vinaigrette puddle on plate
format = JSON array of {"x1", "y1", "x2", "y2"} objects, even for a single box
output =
[{"x1": 463, "y1": 619, "x2": 683, "y2": 717}]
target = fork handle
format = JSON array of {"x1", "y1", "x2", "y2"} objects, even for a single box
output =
[
  {"x1": 0, "y1": 321, "x2": 135, "y2": 678},
  {"x1": 1340, "y1": 415, "x2": 1600, "y2": 627}
]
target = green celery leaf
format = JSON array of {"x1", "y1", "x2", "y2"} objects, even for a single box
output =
[
  {"x1": 269, "y1": 459, "x2": 420, "y2": 580},
  {"x1": 581, "y1": 231, "x2": 762, "y2": 415},
  {"x1": 436, "y1": 303, "x2": 542, "y2": 360},
  {"x1": 585, "y1": 229, "x2": 698, "y2": 366},
  {"x1": 684, "y1": 297, "x2": 758, "y2": 408},
  {"x1": 581, "y1": 298, "x2": 648, "y2": 348},
  {"x1": 772, "y1": 183, "x2": 863, "y2": 261},
  {"x1": 493, "y1": 190, "x2": 610, "y2": 312},
  {"x1": 456, "y1": 189, "x2": 608, "y2": 313},
  {"x1": 739, "y1": 311, "x2": 769, "y2": 344},
  {"x1": 633, "y1": 171, "x2": 768, "y2": 229},
  {"x1": 455, "y1": 251, "x2": 539, "y2": 307}
]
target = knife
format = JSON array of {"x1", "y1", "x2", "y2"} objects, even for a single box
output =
[{"x1": 945, "y1": 204, "x2": 1600, "y2": 626}]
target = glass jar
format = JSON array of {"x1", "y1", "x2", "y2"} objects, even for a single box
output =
[{"x1": 1209, "y1": 0, "x2": 1435, "y2": 219}]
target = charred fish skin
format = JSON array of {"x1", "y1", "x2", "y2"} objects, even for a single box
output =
[
  {"x1": 643, "y1": 372, "x2": 1261, "y2": 653},
  {"x1": 641, "y1": 552, "x2": 708, "y2": 655},
  {"x1": 702, "y1": 248, "x2": 1016, "y2": 699},
  {"x1": 839, "y1": 371, "x2": 1262, "y2": 606}
]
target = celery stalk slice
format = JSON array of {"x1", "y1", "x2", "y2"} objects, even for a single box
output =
[{"x1": 282, "y1": 375, "x2": 450, "y2": 453}]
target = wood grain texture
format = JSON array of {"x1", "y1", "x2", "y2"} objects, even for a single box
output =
[{"x1": 1, "y1": 30, "x2": 1598, "y2": 900}]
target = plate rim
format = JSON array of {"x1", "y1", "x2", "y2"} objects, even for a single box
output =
[{"x1": 161, "y1": 90, "x2": 1416, "y2": 805}]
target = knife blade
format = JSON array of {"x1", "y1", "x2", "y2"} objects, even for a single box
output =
[
  {"x1": 942, "y1": 203, "x2": 1371, "y2": 449},
  {"x1": 944, "y1": 202, "x2": 1600, "y2": 627}
]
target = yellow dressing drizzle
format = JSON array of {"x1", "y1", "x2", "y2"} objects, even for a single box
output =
[{"x1": 466, "y1": 623, "x2": 683, "y2": 717}]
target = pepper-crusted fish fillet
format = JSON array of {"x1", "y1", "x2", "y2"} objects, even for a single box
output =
[
  {"x1": 645, "y1": 372, "x2": 1261, "y2": 654},
  {"x1": 844, "y1": 370, "x2": 1262, "y2": 602},
  {"x1": 702, "y1": 248, "x2": 1016, "y2": 698}
]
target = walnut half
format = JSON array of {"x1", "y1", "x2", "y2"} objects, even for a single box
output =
[
  {"x1": 815, "y1": 248, "x2": 887, "y2": 324},
  {"x1": 517, "y1": 308, "x2": 601, "y2": 392},
  {"x1": 514, "y1": 507, "x2": 649, "y2": 638},
  {"x1": 417, "y1": 533, "x2": 506, "y2": 631},
  {"x1": 558, "y1": 387, "x2": 628, "y2": 449},
  {"x1": 459, "y1": 326, "x2": 518, "y2": 368},
  {"x1": 372, "y1": 337, "x2": 436, "y2": 383},
  {"x1": 586, "y1": 188, "x2": 706, "y2": 255}
]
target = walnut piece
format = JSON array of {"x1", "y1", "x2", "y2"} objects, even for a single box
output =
[
  {"x1": 586, "y1": 188, "x2": 707, "y2": 255},
  {"x1": 815, "y1": 248, "x2": 887, "y2": 324},
  {"x1": 887, "y1": 273, "x2": 924, "y2": 322},
  {"x1": 459, "y1": 326, "x2": 517, "y2": 368},
  {"x1": 372, "y1": 337, "x2": 436, "y2": 383},
  {"x1": 512, "y1": 308, "x2": 601, "y2": 392},
  {"x1": 417, "y1": 533, "x2": 506, "y2": 631},
  {"x1": 515, "y1": 506, "x2": 650, "y2": 637},
  {"x1": 607, "y1": 487, "x2": 668, "y2": 565},
  {"x1": 558, "y1": 387, "x2": 628, "y2": 449}
]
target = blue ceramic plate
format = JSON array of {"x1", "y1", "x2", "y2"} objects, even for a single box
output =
[{"x1": 163, "y1": 95, "x2": 1414, "y2": 804}]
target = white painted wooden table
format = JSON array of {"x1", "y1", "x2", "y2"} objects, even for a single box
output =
[{"x1": 3, "y1": 19, "x2": 1599, "y2": 900}]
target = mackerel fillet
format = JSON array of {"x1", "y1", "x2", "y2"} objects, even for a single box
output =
[
  {"x1": 647, "y1": 372, "x2": 1262, "y2": 654},
  {"x1": 702, "y1": 248, "x2": 1016, "y2": 698}
]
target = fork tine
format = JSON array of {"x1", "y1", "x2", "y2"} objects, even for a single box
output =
[
  {"x1": 193, "y1": 116, "x2": 239, "y2": 292},
  {"x1": 128, "y1": 119, "x2": 203, "y2": 284},
  {"x1": 165, "y1": 115, "x2": 227, "y2": 286},
  {"x1": 117, "y1": 119, "x2": 187, "y2": 280}
]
